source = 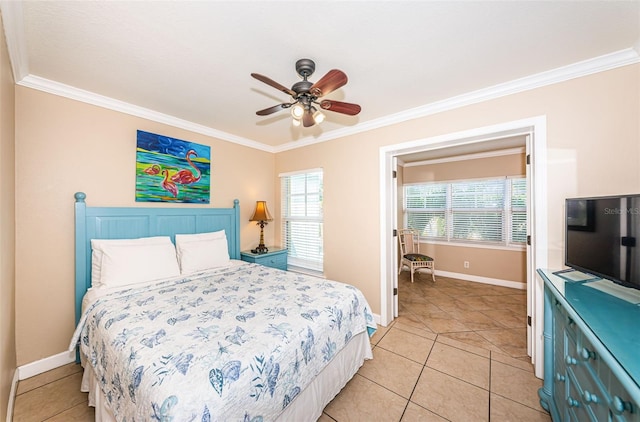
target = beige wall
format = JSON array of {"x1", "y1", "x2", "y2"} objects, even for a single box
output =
[
  {"x1": 403, "y1": 153, "x2": 525, "y2": 183},
  {"x1": 14, "y1": 88, "x2": 276, "y2": 365},
  {"x1": 11, "y1": 62, "x2": 639, "y2": 367},
  {"x1": 402, "y1": 153, "x2": 527, "y2": 283},
  {"x1": 276, "y1": 64, "x2": 639, "y2": 316},
  {"x1": 0, "y1": 11, "x2": 17, "y2": 420}
]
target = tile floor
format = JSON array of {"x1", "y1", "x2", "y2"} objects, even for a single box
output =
[{"x1": 12, "y1": 272, "x2": 550, "y2": 421}]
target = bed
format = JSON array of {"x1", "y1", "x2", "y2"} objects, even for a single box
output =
[{"x1": 68, "y1": 192, "x2": 376, "y2": 421}]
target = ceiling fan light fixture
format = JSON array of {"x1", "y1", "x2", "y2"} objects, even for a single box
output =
[
  {"x1": 291, "y1": 103, "x2": 305, "y2": 119},
  {"x1": 292, "y1": 117, "x2": 301, "y2": 127},
  {"x1": 312, "y1": 108, "x2": 325, "y2": 124}
]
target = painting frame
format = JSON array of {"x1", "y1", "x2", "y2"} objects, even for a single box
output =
[{"x1": 135, "y1": 130, "x2": 211, "y2": 204}]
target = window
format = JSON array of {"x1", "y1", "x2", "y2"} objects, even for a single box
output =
[
  {"x1": 404, "y1": 177, "x2": 526, "y2": 248},
  {"x1": 280, "y1": 169, "x2": 323, "y2": 273}
]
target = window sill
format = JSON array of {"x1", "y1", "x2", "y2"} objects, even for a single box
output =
[{"x1": 422, "y1": 240, "x2": 526, "y2": 252}]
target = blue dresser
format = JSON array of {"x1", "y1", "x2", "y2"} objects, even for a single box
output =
[
  {"x1": 538, "y1": 269, "x2": 640, "y2": 421},
  {"x1": 240, "y1": 247, "x2": 287, "y2": 271}
]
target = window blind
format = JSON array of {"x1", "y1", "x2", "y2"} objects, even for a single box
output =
[
  {"x1": 405, "y1": 184, "x2": 447, "y2": 238},
  {"x1": 451, "y1": 179, "x2": 504, "y2": 243},
  {"x1": 404, "y1": 176, "x2": 527, "y2": 248},
  {"x1": 510, "y1": 178, "x2": 527, "y2": 244},
  {"x1": 280, "y1": 170, "x2": 323, "y2": 272}
]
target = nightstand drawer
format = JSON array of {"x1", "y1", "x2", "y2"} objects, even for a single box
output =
[
  {"x1": 259, "y1": 254, "x2": 286, "y2": 270},
  {"x1": 240, "y1": 248, "x2": 288, "y2": 271}
]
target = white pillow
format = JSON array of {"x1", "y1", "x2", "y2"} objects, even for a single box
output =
[
  {"x1": 91, "y1": 236, "x2": 180, "y2": 288},
  {"x1": 175, "y1": 231, "x2": 230, "y2": 274},
  {"x1": 175, "y1": 230, "x2": 226, "y2": 242}
]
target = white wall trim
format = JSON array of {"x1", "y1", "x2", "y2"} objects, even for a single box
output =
[
  {"x1": 433, "y1": 270, "x2": 526, "y2": 290},
  {"x1": 6, "y1": 370, "x2": 18, "y2": 422},
  {"x1": 17, "y1": 351, "x2": 75, "y2": 381}
]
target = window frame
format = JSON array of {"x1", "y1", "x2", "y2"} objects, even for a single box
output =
[{"x1": 280, "y1": 168, "x2": 324, "y2": 274}]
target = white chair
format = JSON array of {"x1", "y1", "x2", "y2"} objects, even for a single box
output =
[{"x1": 398, "y1": 229, "x2": 435, "y2": 283}]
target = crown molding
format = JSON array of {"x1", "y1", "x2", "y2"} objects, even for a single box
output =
[{"x1": 17, "y1": 75, "x2": 274, "y2": 152}]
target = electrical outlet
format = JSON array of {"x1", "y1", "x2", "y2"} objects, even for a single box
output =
[{"x1": 464, "y1": 261, "x2": 470, "y2": 268}]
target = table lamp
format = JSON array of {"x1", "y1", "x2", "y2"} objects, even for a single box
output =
[{"x1": 250, "y1": 200, "x2": 273, "y2": 254}]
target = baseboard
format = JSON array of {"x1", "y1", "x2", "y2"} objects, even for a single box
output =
[
  {"x1": 17, "y1": 350, "x2": 75, "y2": 381},
  {"x1": 6, "y1": 369, "x2": 18, "y2": 422},
  {"x1": 433, "y1": 270, "x2": 526, "y2": 290}
]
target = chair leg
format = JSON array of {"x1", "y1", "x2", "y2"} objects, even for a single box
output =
[
  {"x1": 431, "y1": 264, "x2": 436, "y2": 282},
  {"x1": 410, "y1": 267, "x2": 414, "y2": 283}
]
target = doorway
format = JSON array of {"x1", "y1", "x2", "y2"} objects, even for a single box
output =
[{"x1": 379, "y1": 116, "x2": 548, "y2": 378}]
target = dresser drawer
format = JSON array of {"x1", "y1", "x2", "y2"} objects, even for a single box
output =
[
  {"x1": 566, "y1": 370, "x2": 595, "y2": 422},
  {"x1": 608, "y1": 371, "x2": 640, "y2": 422},
  {"x1": 565, "y1": 329, "x2": 611, "y2": 421}
]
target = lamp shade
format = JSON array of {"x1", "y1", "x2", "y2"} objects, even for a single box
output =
[
  {"x1": 250, "y1": 201, "x2": 273, "y2": 222},
  {"x1": 290, "y1": 103, "x2": 305, "y2": 119}
]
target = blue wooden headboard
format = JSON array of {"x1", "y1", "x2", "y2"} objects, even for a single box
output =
[{"x1": 74, "y1": 192, "x2": 241, "y2": 328}]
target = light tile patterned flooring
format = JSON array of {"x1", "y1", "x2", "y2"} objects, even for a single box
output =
[{"x1": 12, "y1": 272, "x2": 551, "y2": 421}]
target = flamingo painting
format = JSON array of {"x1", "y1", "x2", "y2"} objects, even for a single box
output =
[
  {"x1": 161, "y1": 169, "x2": 178, "y2": 198},
  {"x1": 136, "y1": 130, "x2": 210, "y2": 203},
  {"x1": 171, "y1": 150, "x2": 201, "y2": 185}
]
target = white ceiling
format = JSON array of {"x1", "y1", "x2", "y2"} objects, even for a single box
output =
[{"x1": 2, "y1": 1, "x2": 639, "y2": 153}]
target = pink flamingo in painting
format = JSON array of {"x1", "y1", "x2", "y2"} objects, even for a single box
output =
[
  {"x1": 171, "y1": 150, "x2": 201, "y2": 185},
  {"x1": 143, "y1": 164, "x2": 161, "y2": 175},
  {"x1": 161, "y1": 169, "x2": 178, "y2": 197}
]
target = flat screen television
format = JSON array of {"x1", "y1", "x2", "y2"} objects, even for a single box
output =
[{"x1": 565, "y1": 194, "x2": 640, "y2": 290}]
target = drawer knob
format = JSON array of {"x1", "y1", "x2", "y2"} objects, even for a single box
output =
[
  {"x1": 565, "y1": 355, "x2": 577, "y2": 365},
  {"x1": 567, "y1": 397, "x2": 580, "y2": 408},
  {"x1": 611, "y1": 396, "x2": 633, "y2": 415},
  {"x1": 555, "y1": 373, "x2": 565, "y2": 382},
  {"x1": 583, "y1": 390, "x2": 598, "y2": 404},
  {"x1": 580, "y1": 347, "x2": 596, "y2": 360}
]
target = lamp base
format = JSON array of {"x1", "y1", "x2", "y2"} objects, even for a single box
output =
[{"x1": 251, "y1": 245, "x2": 269, "y2": 254}]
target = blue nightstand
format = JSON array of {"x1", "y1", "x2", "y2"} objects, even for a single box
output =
[{"x1": 240, "y1": 247, "x2": 287, "y2": 271}]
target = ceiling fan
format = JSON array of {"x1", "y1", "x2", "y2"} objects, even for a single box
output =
[{"x1": 251, "y1": 59, "x2": 361, "y2": 127}]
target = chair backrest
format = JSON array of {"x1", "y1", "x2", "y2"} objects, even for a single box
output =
[{"x1": 398, "y1": 229, "x2": 420, "y2": 255}]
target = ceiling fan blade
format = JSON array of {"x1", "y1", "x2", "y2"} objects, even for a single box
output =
[
  {"x1": 309, "y1": 69, "x2": 348, "y2": 97},
  {"x1": 302, "y1": 110, "x2": 315, "y2": 127},
  {"x1": 320, "y1": 100, "x2": 361, "y2": 116},
  {"x1": 251, "y1": 73, "x2": 296, "y2": 97},
  {"x1": 256, "y1": 103, "x2": 291, "y2": 116}
]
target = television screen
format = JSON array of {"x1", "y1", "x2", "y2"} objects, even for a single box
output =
[{"x1": 565, "y1": 195, "x2": 640, "y2": 290}]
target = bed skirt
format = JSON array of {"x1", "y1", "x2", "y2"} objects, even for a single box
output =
[{"x1": 81, "y1": 330, "x2": 373, "y2": 421}]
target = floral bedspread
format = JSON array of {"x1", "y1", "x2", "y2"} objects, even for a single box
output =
[{"x1": 70, "y1": 262, "x2": 376, "y2": 421}]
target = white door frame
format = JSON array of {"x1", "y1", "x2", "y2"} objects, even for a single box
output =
[{"x1": 379, "y1": 116, "x2": 548, "y2": 377}]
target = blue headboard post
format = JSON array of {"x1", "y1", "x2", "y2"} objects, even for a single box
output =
[
  {"x1": 74, "y1": 192, "x2": 88, "y2": 331},
  {"x1": 73, "y1": 192, "x2": 241, "y2": 361}
]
